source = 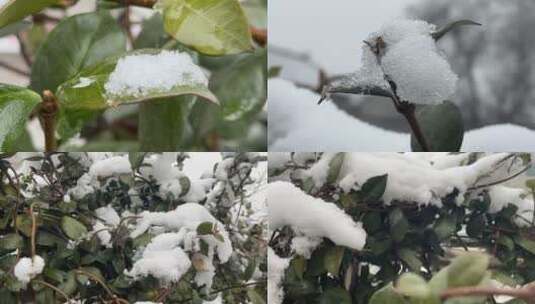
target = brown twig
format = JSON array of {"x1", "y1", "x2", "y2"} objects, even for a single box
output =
[
  {"x1": 30, "y1": 204, "x2": 38, "y2": 258},
  {"x1": 440, "y1": 283, "x2": 535, "y2": 302},
  {"x1": 0, "y1": 61, "x2": 30, "y2": 76},
  {"x1": 16, "y1": 33, "x2": 33, "y2": 67},
  {"x1": 34, "y1": 279, "x2": 71, "y2": 302},
  {"x1": 39, "y1": 90, "x2": 59, "y2": 152}
]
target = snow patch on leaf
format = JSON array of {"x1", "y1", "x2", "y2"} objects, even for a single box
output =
[{"x1": 104, "y1": 51, "x2": 208, "y2": 99}]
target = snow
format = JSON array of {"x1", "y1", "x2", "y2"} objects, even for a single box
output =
[
  {"x1": 268, "y1": 248, "x2": 290, "y2": 304},
  {"x1": 268, "y1": 181, "x2": 367, "y2": 250},
  {"x1": 381, "y1": 34, "x2": 458, "y2": 105},
  {"x1": 269, "y1": 78, "x2": 535, "y2": 151},
  {"x1": 14, "y1": 255, "x2": 45, "y2": 285},
  {"x1": 88, "y1": 155, "x2": 131, "y2": 177},
  {"x1": 104, "y1": 51, "x2": 208, "y2": 99},
  {"x1": 95, "y1": 205, "x2": 120, "y2": 226},
  {"x1": 72, "y1": 77, "x2": 94, "y2": 88},
  {"x1": 125, "y1": 232, "x2": 192, "y2": 283},
  {"x1": 322, "y1": 19, "x2": 458, "y2": 105},
  {"x1": 127, "y1": 203, "x2": 232, "y2": 289},
  {"x1": 375, "y1": 19, "x2": 436, "y2": 45},
  {"x1": 290, "y1": 236, "x2": 322, "y2": 258},
  {"x1": 302, "y1": 153, "x2": 524, "y2": 206},
  {"x1": 487, "y1": 185, "x2": 534, "y2": 227},
  {"x1": 91, "y1": 205, "x2": 121, "y2": 248}
]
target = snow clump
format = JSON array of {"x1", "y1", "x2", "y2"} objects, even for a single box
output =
[{"x1": 104, "y1": 50, "x2": 208, "y2": 99}]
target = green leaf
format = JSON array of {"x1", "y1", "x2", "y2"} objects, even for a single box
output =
[
  {"x1": 466, "y1": 214, "x2": 486, "y2": 238},
  {"x1": 319, "y1": 287, "x2": 351, "y2": 304},
  {"x1": 179, "y1": 176, "x2": 191, "y2": 196},
  {"x1": 399, "y1": 248, "x2": 423, "y2": 272},
  {"x1": 128, "y1": 152, "x2": 147, "y2": 170},
  {"x1": 30, "y1": 11, "x2": 127, "y2": 95},
  {"x1": 361, "y1": 174, "x2": 388, "y2": 203},
  {"x1": 369, "y1": 284, "x2": 408, "y2": 304},
  {"x1": 139, "y1": 97, "x2": 194, "y2": 151},
  {"x1": 411, "y1": 101, "x2": 464, "y2": 152},
  {"x1": 324, "y1": 246, "x2": 345, "y2": 276},
  {"x1": 247, "y1": 288, "x2": 266, "y2": 304},
  {"x1": 326, "y1": 153, "x2": 345, "y2": 185},
  {"x1": 155, "y1": 0, "x2": 253, "y2": 55},
  {"x1": 0, "y1": 233, "x2": 24, "y2": 250},
  {"x1": 61, "y1": 216, "x2": 88, "y2": 240},
  {"x1": 0, "y1": 0, "x2": 58, "y2": 29},
  {"x1": 0, "y1": 84, "x2": 41, "y2": 150},
  {"x1": 447, "y1": 253, "x2": 489, "y2": 287},
  {"x1": 196, "y1": 222, "x2": 214, "y2": 235},
  {"x1": 514, "y1": 236, "x2": 535, "y2": 255},
  {"x1": 210, "y1": 49, "x2": 267, "y2": 121},
  {"x1": 396, "y1": 273, "x2": 431, "y2": 299},
  {"x1": 389, "y1": 208, "x2": 409, "y2": 243},
  {"x1": 433, "y1": 215, "x2": 457, "y2": 240}
]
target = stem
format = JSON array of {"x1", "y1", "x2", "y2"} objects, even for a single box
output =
[
  {"x1": 30, "y1": 204, "x2": 37, "y2": 258},
  {"x1": 0, "y1": 61, "x2": 29, "y2": 76},
  {"x1": 39, "y1": 90, "x2": 59, "y2": 152},
  {"x1": 397, "y1": 102, "x2": 430, "y2": 152},
  {"x1": 16, "y1": 33, "x2": 33, "y2": 67},
  {"x1": 34, "y1": 280, "x2": 70, "y2": 302}
]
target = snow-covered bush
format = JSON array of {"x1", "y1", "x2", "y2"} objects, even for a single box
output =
[
  {"x1": 0, "y1": 0, "x2": 266, "y2": 151},
  {"x1": 0, "y1": 152, "x2": 267, "y2": 303},
  {"x1": 268, "y1": 152, "x2": 535, "y2": 303}
]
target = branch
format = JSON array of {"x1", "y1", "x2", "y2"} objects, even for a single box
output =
[
  {"x1": 0, "y1": 61, "x2": 30, "y2": 76},
  {"x1": 440, "y1": 283, "x2": 535, "y2": 302},
  {"x1": 39, "y1": 90, "x2": 59, "y2": 152},
  {"x1": 468, "y1": 163, "x2": 532, "y2": 191},
  {"x1": 319, "y1": 81, "x2": 393, "y2": 104}
]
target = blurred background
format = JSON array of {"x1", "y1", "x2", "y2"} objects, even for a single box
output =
[{"x1": 269, "y1": 0, "x2": 535, "y2": 132}]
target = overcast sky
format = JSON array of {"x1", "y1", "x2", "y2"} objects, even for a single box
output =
[{"x1": 270, "y1": 0, "x2": 420, "y2": 74}]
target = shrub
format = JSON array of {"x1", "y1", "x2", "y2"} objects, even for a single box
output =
[
  {"x1": 0, "y1": 152, "x2": 267, "y2": 303},
  {"x1": 268, "y1": 152, "x2": 535, "y2": 304}
]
